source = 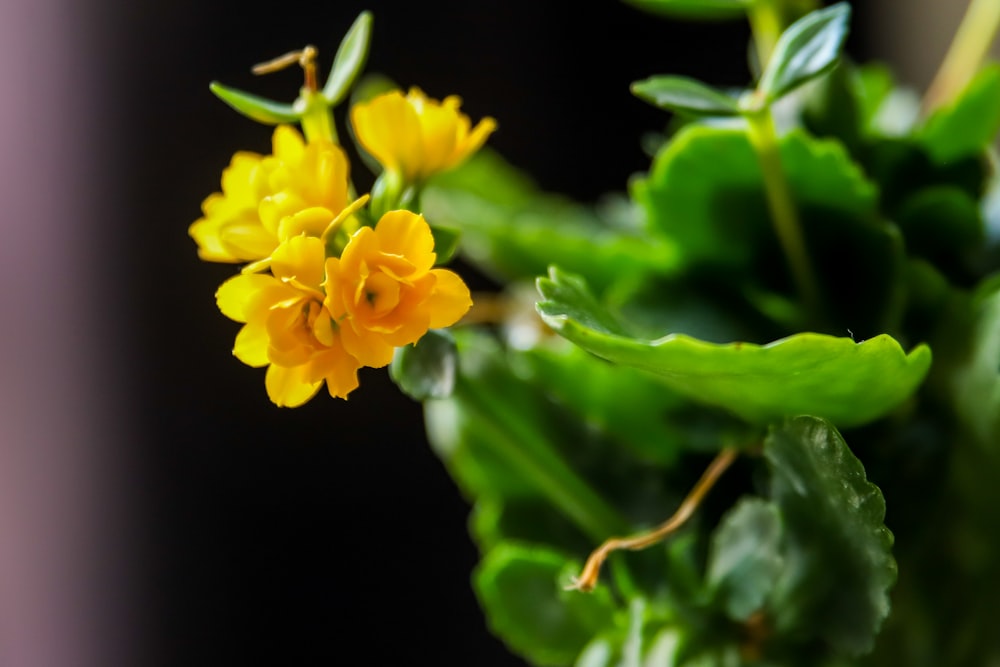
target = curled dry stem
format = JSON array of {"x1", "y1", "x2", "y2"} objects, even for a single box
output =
[{"x1": 567, "y1": 447, "x2": 739, "y2": 593}]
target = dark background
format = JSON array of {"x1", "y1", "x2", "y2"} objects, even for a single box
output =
[{"x1": 109, "y1": 2, "x2": 876, "y2": 664}]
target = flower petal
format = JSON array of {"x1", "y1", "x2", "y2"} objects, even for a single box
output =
[
  {"x1": 374, "y1": 210, "x2": 435, "y2": 272},
  {"x1": 265, "y1": 363, "x2": 322, "y2": 407},
  {"x1": 339, "y1": 318, "x2": 396, "y2": 368},
  {"x1": 233, "y1": 322, "x2": 270, "y2": 367},
  {"x1": 351, "y1": 90, "x2": 423, "y2": 180},
  {"x1": 309, "y1": 345, "x2": 361, "y2": 400},
  {"x1": 426, "y1": 268, "x2": 473, "y2": 328},
  {"x1": 270, "y1": 235, "x2": 326, "y2": 290},
  {"x1": 216, "y1": 273, "x2": 282, "y2": 322},
  {"x1": 272, "y1": 125, "x2": 306, "y2": 164}
]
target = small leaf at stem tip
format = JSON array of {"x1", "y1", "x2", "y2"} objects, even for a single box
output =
[
  {"x1": 632, "y1": 75, "x2": 742, "y2": 117},
  {"x1": 323, "y1": 11, "x2": 373, "y2": 105},
  {"x1": 209, "y1": 81, "x2": 300, "y2": 124},
  {"x1": 758, "y1": 2, "x2": 852, "y2": 103}
]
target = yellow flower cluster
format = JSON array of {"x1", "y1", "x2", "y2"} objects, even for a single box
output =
[{"x1": 192, "y1": 90, "x2": 494, "y2": 406}]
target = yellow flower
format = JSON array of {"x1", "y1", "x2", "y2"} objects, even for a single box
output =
[
  {"x1": 190, "y1": 125, "x2": 351, "y2": 263},
  {"x1": 350, "y1": 87, "x2": 497, "y2": 184},
  {"x1": 216, "y1": 235, "x2": 361, "y2": 406},
  {"x1": 324, "y1": 210, "x2": 473, "y2": 367}
]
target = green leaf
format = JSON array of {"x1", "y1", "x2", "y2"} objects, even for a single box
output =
[
  {"x1": 389, "y1": 329, "x2": 457, "y2": 400},
  {"x1": 765, "y1": 417, "x2": 897, "y2": 655},
  {"x1": 633, "y1": 124, "x2": 903, "y2": 336},
  {"x1": 522, "y1": 343, "x2": 701, "y2": 465},
  {"x1": 864, "y1": 137, "x2": 988, "y2": 217},
  {"x1": 706, "y1": 498, "x2": 784, "y2": 621},
  {"x1": 622, "y1": 0, "x2": 747, "y2": 20},
  {"x1": 424, "y1": 153, "x2": 678, "y2": 293},
  {"x1": 894, "y1": 186, "x2": 984, "y2": 281},
  {"x1": 852, "y1": 62, "x2": 899, "y2": 135},
  {"x1": 631, "y1": 75, "x2": 742, "y2": 117},
  {"x1": 536, "y1": 268, "x2": 932, "y2": 427},
  {"x1": 918, "y1": 63, "x2": 1000, "y2": 163},
  {"x1": 474, "y1": 543, "x2": 618, "y2": 666},
  {"x1": 323, "y1": 11, "x2": 373, "y2": 105},
  {"x1": 425, "y1": 330, "x2": 633, "y2": 541},
  {"x1": 633, "y1": 125, "x2": 876, "y2": 269},
  {"x1": 758, "y1": 3, "x2": 852, "y2": 102},
  {"x1": 208, "y1": 81, "x2": 299, "y2": 124}
]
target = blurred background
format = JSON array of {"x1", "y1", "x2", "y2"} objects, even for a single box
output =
[{"x1": 0, "y1": 1, "x2": 982, "y2": 665}]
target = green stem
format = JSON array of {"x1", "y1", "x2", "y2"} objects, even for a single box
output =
[
  {"x1": 924, "y1": 0, "x2": 1000, "y2": 112},
  {"x1": 299, "y1": 90, "x2": 339, "y2": 144},
  {"x1": 748, "y1": 0, "x2": 784, "y2": 71},
  {"x1": 745, "y1": 107, "x2": 821, "y2": 317},
  {"x1": 456, "y1": 377, "x2": 631, "y2": 544}
]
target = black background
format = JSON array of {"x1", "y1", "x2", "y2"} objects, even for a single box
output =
[{"x1": 110, "y1": 2, "x2": 876, "y2": 664}]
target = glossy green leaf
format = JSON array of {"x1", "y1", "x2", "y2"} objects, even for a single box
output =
[
  {"x1": 918, "y1": 63, "x2": 1000, "y2": 163},
  {"x1": 864, "y1": 137, "x2": 988, "y2": 217},
  {"x1": 622, "y1": 0, "x2": 747, "y2": 20},
  {"x1": 633, "y1": 125, "x2": 876, "y2": 269},
  {"x1": 323, "y1": 11, "x2": 373, "y2": 105},
  {"x1": 631, "y1": 75, "x2": 741, "y2": 117},
  {"x1": 706, "y1": 498, "x2": 784, "y2": 621},
  {"x1": 475, "y1": 544, "x2": 618, "y2": 666},
  {"x1": 536, "y1": 268, "x2": 932, "y2": 427},
  {"x1": 425, "y1": 330, "x2": 633, "y2": 541},
  {"x1": 522, "y1": 342, "x2": 714, "y2": 465},
  {"x1": 208, "y1": 81, "x2": 299, "y2": 124},
  {"x1": 895, "y1": 186, "x2": 984, "y2": 281},
  {"x1": 766, "y1": 417, "x2": 896, "y2": 655},
  {"x1": 389, "y1": 329, "x2": 457, "y2": 400},
  {"x1": 758, "y1": 3, "x2": 852, "y2": 102},
  {"x1": 425, "y1": 154, "x2": 678, "y2": 292},
  {"x1": 633, "y1": 124, "x2": 903, "y2": 336}
]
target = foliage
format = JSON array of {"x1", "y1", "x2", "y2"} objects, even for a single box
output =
[{"x1": 194, "y1": 2, "x2": 1000, "y2": 665}]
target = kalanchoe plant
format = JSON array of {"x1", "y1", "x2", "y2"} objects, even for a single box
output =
[{"x1": 192, "y1": 2, "x2": 1000, "y2": 665}]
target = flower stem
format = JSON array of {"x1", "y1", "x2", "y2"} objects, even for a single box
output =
[
  {"x1": 299, "y1": 92, "x2": 339, "y2": 144},
  {"x1": 456, "y1": 377, "x2": 631, "y2": 544},
  {"x1": 748, "y1": 0, "x2": 784, "y2": 71},
  {"x1": 924, "y1": 0, "x2": 1000, "y2": 113},
  {"x1": 567, "y1": 448, "x2": 738, "y2": 593},
  {"x1": 745, "y1": 106, "x2": 821, "y2": 318}
]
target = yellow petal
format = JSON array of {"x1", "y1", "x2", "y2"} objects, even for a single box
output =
[
  {"x1": 426, "y1": 269, "x2": 473, "y2": 328},
  {"x1": 220, "y1": 152, "x2": 265, "y2": 200},
  {"x1": 265, "y1": 363, "x2": 322, "y2": 407},
  {"x1": 277, "y1": 206, "x2": 336, "y2": 240},
  {"x1": 270, "y1": 235, "x2": 326, "y2": 289},
  {"x1": 339, "y1": 318, "x2": 396, "y2": 368},
  {"x1": 463, "y1": 116, "x2": 498, "y2": 163},
  {"x1": 416, "y1": 101, "x2": 460, "y2": 176},
  {"x1": 233, "y1": 323, "x2": 270, "y2": 367},
  {"x1": 272, "y1": 125, "x2": 306, "y2": 164},
  {"x1": 351, "y1": 90, "x2": 423, "y2": 180},
  {"x1": 259, "y1": 191, "x2": 308, "y2": 236},
  {"x1": 189, "y1": 216, "x2": 240, "y2": 263},
  {"x1": 219, "y1": 221, "x2": 278, "y2": 260},
  {"x1": 216, "y1": 273, "x2": 282, "y2": 322},
  {"x1": 374, "y1": 210, "x2": 435, "y2": 272},
  {"x1": 308, "y1": 345, "x2": 361, "y2": 400}
]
